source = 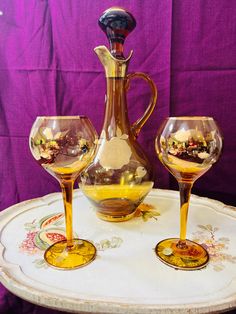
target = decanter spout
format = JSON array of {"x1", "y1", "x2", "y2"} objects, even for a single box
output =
[{"x1": 94, "y1": 45, "x2": 133, "y2": 78}]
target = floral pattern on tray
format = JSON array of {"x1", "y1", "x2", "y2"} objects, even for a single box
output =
[
  {"x1": 19, "y1": 211, "x2": 236, "y2": 271},
  {"x1": 192, "y1": 224, "x2": 236, "y2": 271},
  {"x1": 19, "y1": 212, "x2": 123, "y2": 268}
]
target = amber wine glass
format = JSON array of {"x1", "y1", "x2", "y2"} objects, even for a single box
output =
[
  {"x1": 155, "y1": 117, "x2": 222, "y2": 270},
  {"x1": 29, "y1": 116, "x2": 98, "y2": 269}
]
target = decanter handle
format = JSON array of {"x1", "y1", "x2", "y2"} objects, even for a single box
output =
[{"x1": 126, "y1": 72, "x2": 158, "y2": 138}]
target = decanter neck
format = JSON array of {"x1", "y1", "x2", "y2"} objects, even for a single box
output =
[{"x1": 101, "y1": 77, "x2": 131, "y2": 137}]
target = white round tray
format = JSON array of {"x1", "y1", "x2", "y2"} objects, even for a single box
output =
[{"x1": 0, "y1": 189, "x2": 236, "y2": 314}]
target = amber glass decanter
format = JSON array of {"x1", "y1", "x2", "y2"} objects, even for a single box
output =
[{"x1": 80, "y1": 7, "x2": 158, "y2": 222}]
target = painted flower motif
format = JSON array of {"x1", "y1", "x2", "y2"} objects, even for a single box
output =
[
  {"x1": 174, "y1": 129, "x2": 193, "y2": 142},
  {"x1": 98, "y1": 128, "x2": 132, "y2": 170},
  {"x1": 19, "y1": 213, "x2": 124, "y2": 268},
  {"x1": 94, "y1": 237, "x2": 123, "y2": 251},
  {"x1": 165, "y1": 128, "x2": 214, "y2": 164},
  {"x1": 19, "y1": 213, "x2": 65, "y2": 256},
  {"x1": 19, "y1": 231, "x2": 40, "y2": 255},
  {"x1": 134, "y1": 203, "x2": 160, "y2": 221},
  {"x1": 192, "y1": 224, "x2": 236, "y2": 271},
  {"x1": 38, "y1": 141, "x2": 60, "y2": 160},
  {"x1": 135, "y1": 167, "x2": 147, "y2": 179},
  {"x1": 198, "y1": 152, "x2": 210, "y2": 159},
  {"x1": 31, "y1": 127, "x2": 91, "y2": 164},
  {"x1": 31, "y1": 127, "x2": 63, "y2": 162}
]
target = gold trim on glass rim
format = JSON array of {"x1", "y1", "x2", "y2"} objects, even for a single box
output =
[
  {"x1": 167, "y1": 116, "x2": 214, "y2": 121},
  {"x1": 36, "y1": 116, "x2": 85, "y2": 119}
]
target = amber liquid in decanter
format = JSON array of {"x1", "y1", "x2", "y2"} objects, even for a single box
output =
[{"x1": 80, "y1": 7, "x2": 158, "y2": 222}]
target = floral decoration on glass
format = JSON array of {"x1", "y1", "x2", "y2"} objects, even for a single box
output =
[
  {"x1": 155, "y1": 117, "x2": 223, "y2": 270},
  {"x1": 80, "y1": 7, "x2": 158, "y2": 223},
  {"x1": 29, "y1": 116, "x2": 98, "y2": 270}
]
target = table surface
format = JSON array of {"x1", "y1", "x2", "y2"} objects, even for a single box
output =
[{"x1": 0, "y1": 189, "x2": 236, "y2": 314}]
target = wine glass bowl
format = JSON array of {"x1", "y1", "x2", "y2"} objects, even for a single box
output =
[
  {"x1": 29, "y1": 116, "x2": 98, "y2": 269},
  {"x1": 155, "y1": 116, "x2": 223, "y2": 270}
]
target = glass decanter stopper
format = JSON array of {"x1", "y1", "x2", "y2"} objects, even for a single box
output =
[{"x1": 80, "y1": 7, "x2": 158, "y2": 222}]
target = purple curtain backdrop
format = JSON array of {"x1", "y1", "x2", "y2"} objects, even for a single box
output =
[{"x1": 0, "y1": 0, "x2": 235, "y2": 313}]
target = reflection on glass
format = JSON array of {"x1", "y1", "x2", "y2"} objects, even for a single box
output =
[
  {"x1": 155, "y1": 117, "x2": 223, "y2": 270},
  {"x1": 29, "y1": 116, "x2": 98, "y2": 269}
]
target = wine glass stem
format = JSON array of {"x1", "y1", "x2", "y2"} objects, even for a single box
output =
[
  {"x1": 178, "y1": 181, "x2": 193, "y2": 248},
  {"x1": 60, "y1": 180, "x2": 74, "y2": 248}
]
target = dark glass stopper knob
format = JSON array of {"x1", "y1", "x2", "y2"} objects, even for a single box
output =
[{"x1": 98, "y1": 7, "x2": 136, "y2": 59}]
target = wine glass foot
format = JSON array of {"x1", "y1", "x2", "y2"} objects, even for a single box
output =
[
  {"x1": 155, "y1": 238, "x2": 209, "y2": 270},
  {"x1": 44, "y1": 238, "x2": 96, "y2": 270}
]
